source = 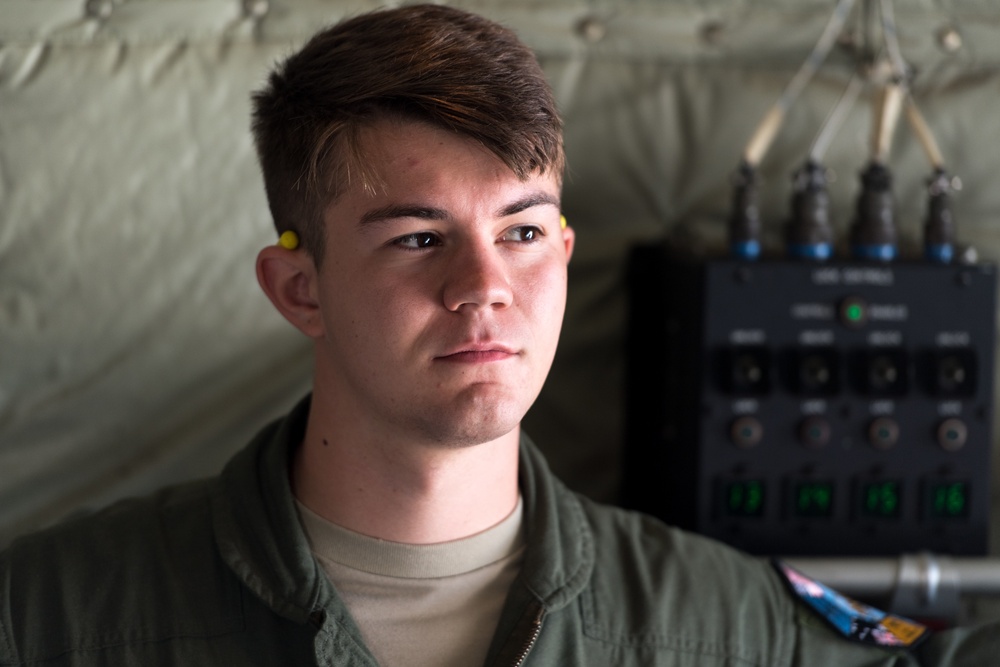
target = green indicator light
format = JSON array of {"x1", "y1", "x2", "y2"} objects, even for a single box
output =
[
  {"x1": 862, "y1": 481, "x2": 900, "y2": 518},
  {"x1": 846, "y1": 303, "x2": 864, "y2": 321},
  {"x1": 724, "y1": 480, "x2": 765, "y2": 517},
  {"x1": 882, "y1": 488, "x2": 898, "y2": 513},
  {"x1": 948, "y1": 492, "x2": 965, "y2": 514},
  {"x1": 929, "y1": 482, "x2": 969, "y2": 519},
  {"x1": 793, "y1": 482, "x2": 834, "y2": 518}
]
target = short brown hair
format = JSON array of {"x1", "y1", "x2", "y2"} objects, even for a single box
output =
[{"x1": 251, "y1": 4, "x2": 564, "y2": 263}]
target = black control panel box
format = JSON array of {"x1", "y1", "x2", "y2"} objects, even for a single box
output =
[{"x1": 624, "y1": 245, "x2": 997, "y2": 556}]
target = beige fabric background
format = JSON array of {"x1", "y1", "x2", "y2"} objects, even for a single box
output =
[{"x1": 2, "y1": 0, "x2": 1000, "y2": 562}]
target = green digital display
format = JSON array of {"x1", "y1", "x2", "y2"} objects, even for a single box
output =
[
  {"x1": 928, "y1": 481, "x2": 970, "y2": 519},
  {"x1": 723, "y1": 480, "x2": 765, "y2": 517},
  {"x1": 860, "y1": 481, "x2": 901, "y2": 518},
  {"x1": 793, "y1": 481, "x2": 834, "y2": 518}
]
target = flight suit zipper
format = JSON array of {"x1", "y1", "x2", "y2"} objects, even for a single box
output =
[{"x1": 509, "y1": 605, "x2": 545, "y2": 667}]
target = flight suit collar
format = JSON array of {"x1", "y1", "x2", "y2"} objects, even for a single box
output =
[{"x1": 210, "y1": 394, "x2": 595, "y2": 640}]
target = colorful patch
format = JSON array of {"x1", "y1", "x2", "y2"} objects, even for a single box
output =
[{"x1": 773, "y1": 560, "x2": 930, "y2": 649}]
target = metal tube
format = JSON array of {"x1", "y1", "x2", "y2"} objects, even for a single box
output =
[{"x1": 786, "y1": 556, "x2": 1000, "y2": 598}]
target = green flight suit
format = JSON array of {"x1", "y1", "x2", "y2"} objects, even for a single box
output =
[{"x1": 1, "y1": 397, "x2": 997, "y2": 665}]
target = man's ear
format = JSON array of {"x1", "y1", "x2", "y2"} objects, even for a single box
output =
[
  {"x1": 561, "y1": 224, "x2": 576, "y2": 264},
  {"x1": 256, "y1": 245, "x2": 325, "y2": 338}
]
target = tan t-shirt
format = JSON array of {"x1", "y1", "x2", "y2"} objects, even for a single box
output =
[{"x1": 296, "y1": 498, "x2": 525, "y2": 667}]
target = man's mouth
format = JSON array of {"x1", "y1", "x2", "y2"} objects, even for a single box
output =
[{"x1": 436, "y1": 344, "x2": 518, "y2": 363}]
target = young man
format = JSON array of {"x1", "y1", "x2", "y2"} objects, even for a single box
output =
[{"x1": 1, "y1": 4, "x2": 997, "y2": 666}]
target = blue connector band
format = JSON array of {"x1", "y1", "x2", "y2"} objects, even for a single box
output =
[
  {"x1": 787, "y1": 243, "x2": 833, "y2": 261},
  {"x1": 852, "y1": 244, "x2": 896, "y2": 262},
  {"x1": 925, "y1": 243, "x2": 954, "y2": 264},
  {"x1": 731, "y1": 240, "x2": 761, "y2": 261}
]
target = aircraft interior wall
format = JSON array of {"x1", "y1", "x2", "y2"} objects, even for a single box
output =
[{"x1": 3, "y1": 0, "x2": 1000, "y2": 619}]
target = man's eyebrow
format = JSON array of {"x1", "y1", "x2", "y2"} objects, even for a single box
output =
[
  {"x1": 358, "y1": 193, "x2": 559, "y2": 225},
  {"x1": 496, "y1": 192, "x2": 560, "y2": 218},
  {"x1": 359, "y1": 205, "x2": 449, "y2": 225}
]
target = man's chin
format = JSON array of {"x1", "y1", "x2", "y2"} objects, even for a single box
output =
[
  {"x1": 419, "y1": 399, "x2": 526, "y2": 449},
  {"x1": 429, "y1": 417, "x2": 521, "y2": 449}
]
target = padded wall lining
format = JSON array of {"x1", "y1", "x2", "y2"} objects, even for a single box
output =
[{"x1": 2, "y1": 0, "x2": 1000, "y2": 553}]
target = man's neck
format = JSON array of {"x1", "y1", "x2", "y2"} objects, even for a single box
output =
[{"x1": 291, "y1": 399, "x2": 521, "y2": 545}]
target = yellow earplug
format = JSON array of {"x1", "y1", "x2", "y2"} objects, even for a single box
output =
[
  {"x1": 560, "y1": 215, "x2": 567, "y2": 229},
  {"x1": 278, "y1": 230, "x2": 300, "y2": 250}
]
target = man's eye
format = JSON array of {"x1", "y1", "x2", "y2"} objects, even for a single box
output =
[
  {"x1": 503, "y1": 225, "x2": 543, "y2": 243},
  {"x1": 393, "y1": 232, "x2": 441, "y2": 249}
]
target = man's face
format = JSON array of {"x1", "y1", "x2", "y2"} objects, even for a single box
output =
[{"x1": 310, "y1": 118, "x2": 574, "y2": 448}]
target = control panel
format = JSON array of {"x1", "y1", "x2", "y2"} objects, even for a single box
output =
[{"x1": 624, "y1": 248, "x2": 996, "y2": 556}]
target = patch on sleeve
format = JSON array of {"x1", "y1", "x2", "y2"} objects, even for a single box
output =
[{"x1": 773, "y1": 560, "x2": 930, "y2": 649}]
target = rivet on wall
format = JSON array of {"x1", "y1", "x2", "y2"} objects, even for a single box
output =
[
  {"x1": 575, "y1": 16, "x2": 607, "y2": 44},
  {"x1": 936, "y1": 26, "x2": 963, "y2": 53}
]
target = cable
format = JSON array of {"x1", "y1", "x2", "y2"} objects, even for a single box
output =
[
  {"x1": 810, "y1": 74, "x2": 865, "y2": 163},
  {"x1": 741, "y1": 0, "x2": 856, "y2": 167},
  {"x1": 907, "y1": 97, "x2": 955, "y2": 263},
  {"x1": 871, "y1": 80, "x2": 905, "y2": 164},
  {"x1": 883, "y1": 1, "x2": 956, "y2": 263},
  {"x1": 733, "y1": 0, "x2": 857, "y2": 259},
  {"x1": 850, "y1": 50, "x2": 905, "y2": 261},
  {"x1": 737, "y1": 0, "x2": 955, "y2": 265},
  {"x1": 878, "y1": 0, "x2": 909, "y2": 83},
  {"x1": 905, "y1": 97, "x2": 945, "y2": 171}
]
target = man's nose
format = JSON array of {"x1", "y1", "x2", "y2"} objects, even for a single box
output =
[{"x1": 442, "y1": 241, "x2": 514, "y2": 312}]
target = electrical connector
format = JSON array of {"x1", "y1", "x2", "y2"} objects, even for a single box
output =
[
  {"x1": 786, "y1": 161, "x2": 834, "y2": 261},
  {"x1": 924, "y1": 169, "x2": 955, "y2": 264},
  {"x1": 850, "y1": 162, "x2": 897, "y2": 261},
  {"x1": 728, "y1": 162, "x2": 762, "y2": 260}
]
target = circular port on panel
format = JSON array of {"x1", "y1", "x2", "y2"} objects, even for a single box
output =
[
  {"x1": 938, "y1": 356, "x2": 967, "y2": 392},
  {"x1": 803, "y1": 358, "x2": 830, "y2": 385},
  {"x1": 937, "y1": 418, "x2": 968, "y2": 452},
  {"x1": 730, "y1": 416, "x2": 763, "y2": 449},
  {"x1": 868, "y1": 355, "x2": 899, "y2": 391},
  {"x1": 791, "y1": 349, "x2": 840, "y2": 396},
  {"x1": 800, "y1": 354, "x2": 832, "y2": 390},
  {"x1": 839, "y1": 296, "x2": 868, "y2": 328},
  {"x1": 734, "y1": 354, "x2": 763, "y2": 386},
  {"x1": 868, "y1": 417, "x2": 899, "y2": 450},
  {"x1": 798, "y1": 416, "x2": 831, "y2": 449}
]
